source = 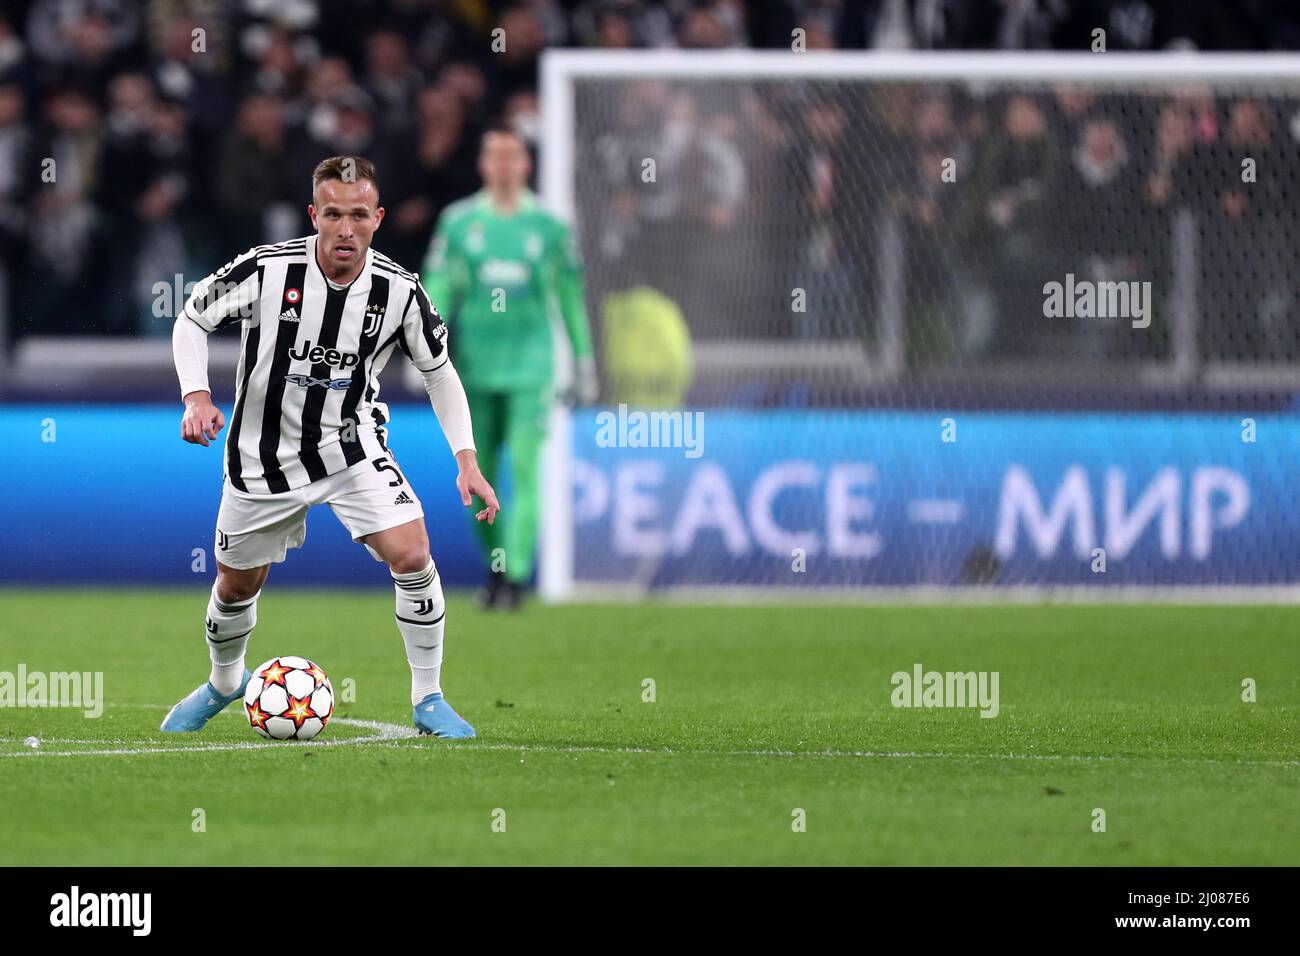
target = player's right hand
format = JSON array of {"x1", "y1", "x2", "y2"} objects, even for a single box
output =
[{"x1": 181, "y1": 393, "x2": 225, "y2": 446}]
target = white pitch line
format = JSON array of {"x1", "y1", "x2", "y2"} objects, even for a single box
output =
[
  {"x1": 0, "y1": 738, "x2": 119, "y2": 744},
  {"x1": 1, "y1": 717, "x2": 417, "y2": 758},
  {"x1": 5, "y1": 735, "x2": 1297, "y2": 766},
  {"x1": 5, "y1": 708, "x2": 1297, "y2": 768},
  {"x1": 442, "y1": 741, "x2": 1300, "y2": 768}
]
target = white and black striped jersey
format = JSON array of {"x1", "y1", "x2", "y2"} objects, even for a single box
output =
[{"x1": 182, "y1": 234, "x2": 448, "y2": 495}]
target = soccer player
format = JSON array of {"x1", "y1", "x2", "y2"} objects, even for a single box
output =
[
  {"x1": 161, "y1": 155, "x2": 499, "y2": 738},
  {"x1": 421, "y1": 128, "x2": 595, "y2": 609}
]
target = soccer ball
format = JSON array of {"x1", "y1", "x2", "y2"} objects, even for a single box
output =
[{"x1": 243, "y1": 656, "x2": 334, "y2": 740}]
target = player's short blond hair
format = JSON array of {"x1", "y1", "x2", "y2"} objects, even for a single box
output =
[{"x1": 312, "y1": 156, "x2": 379, "y2": 200}]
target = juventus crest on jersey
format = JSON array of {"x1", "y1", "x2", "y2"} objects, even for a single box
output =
[{"x1": 182, "y1": 235, "x2": 447, "y2": 495}]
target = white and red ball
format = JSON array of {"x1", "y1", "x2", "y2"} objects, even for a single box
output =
[{"x1": 244, "y1": 656, "x2": 334, "y2": 740}]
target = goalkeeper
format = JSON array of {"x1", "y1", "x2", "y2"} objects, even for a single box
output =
[{"x1": 420, "y1": 127, "x2": 596, "y2": 610}]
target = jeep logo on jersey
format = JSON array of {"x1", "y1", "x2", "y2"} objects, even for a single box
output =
[
  {"x1": 479, "y1": 258, "x2": 531, "y2": 286},
  {"x1": 289, "y1": 339, "x2": 360, "y2": 369}
]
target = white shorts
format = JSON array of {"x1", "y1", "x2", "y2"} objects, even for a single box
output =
[{"x1": 215, "y1": 456, "x2": 424, "y2": 569}]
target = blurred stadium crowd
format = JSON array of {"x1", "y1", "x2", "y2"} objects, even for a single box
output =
[
  {"x1": 1, "y1": 0, "x2": 1299, "y2": 358},
  {"x1": 580, "y1": 78, "x2": 1300, "y2": 366}
]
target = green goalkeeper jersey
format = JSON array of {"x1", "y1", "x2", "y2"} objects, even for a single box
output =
[{"x1": 421, "y1": 189, "x2": 593, "y2": 392}]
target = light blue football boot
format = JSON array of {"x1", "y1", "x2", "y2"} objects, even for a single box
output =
[
  {"x1": 160, "y1": 671, "x2": 252, "y2": 732},
  {"x1": 413, "y1": 692, "x2": 476, "y2": 738}
]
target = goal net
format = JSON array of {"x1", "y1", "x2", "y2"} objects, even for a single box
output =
[{"x1": 538, "y1": 52, "x2": 1300, "y2": 600}]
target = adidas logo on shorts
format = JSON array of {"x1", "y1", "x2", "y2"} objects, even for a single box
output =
[{"x1": 394, "y1": 491, "x2": 415, "y2": 505}]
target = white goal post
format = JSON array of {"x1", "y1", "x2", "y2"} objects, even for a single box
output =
[{"x1": 537, "y1": 49, "x2": 1300, "y2": 603}]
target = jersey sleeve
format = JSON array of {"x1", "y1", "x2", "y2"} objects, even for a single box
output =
[
  {"x1": 182, "y1": 247, "x2": 261, "y2": 332},
  {"x1": 421, "y1": 212, "x2": 466, "y2": 325},
  {"x1": 399, "y1": 281, "x2": 450, "y2": 373},
  {"x1": 550, "y1": 217, "x2": 594, "y2": 360}
]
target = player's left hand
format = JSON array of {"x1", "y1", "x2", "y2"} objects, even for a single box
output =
[
  {"x1": 455, "y1": 451, "x2": 500, "y2": 525},
  {"x1": 574, "y1": 356, "x2": 600, "y2": 405},
  {"x1": 559, "y1": 356, "x2": 599, "y2": 407}
]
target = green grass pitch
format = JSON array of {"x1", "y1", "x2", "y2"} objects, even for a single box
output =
[{"x1": 0, "y1": 590, "x2": 1296, "y2": 865}]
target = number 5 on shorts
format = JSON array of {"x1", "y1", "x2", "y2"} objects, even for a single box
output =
[{"x1": 373, "y1": 457, "x2": 405, "y2": 487}]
